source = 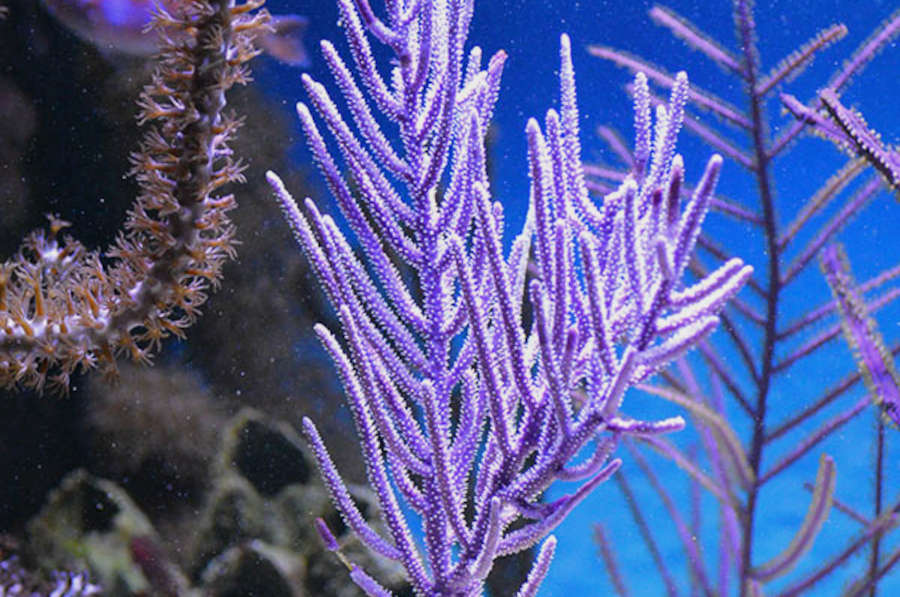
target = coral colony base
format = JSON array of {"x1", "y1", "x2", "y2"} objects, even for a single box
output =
[{"x1": 267, "y1": 0, "x2": 751, "y2": 593}]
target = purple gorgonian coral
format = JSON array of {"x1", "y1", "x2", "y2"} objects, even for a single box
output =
[
  {"x1": 266, "y1": 0, "x2": 751, "y2": 594},
  {"x1": 821, "y1": 244, "x2": 900, "y2": 428},
  {"x1": 590, "y1": 3, "x2": 899, "y2": 594},
  {"x1": 783, "y1": 89, "x2": 900, "y2": 194}
]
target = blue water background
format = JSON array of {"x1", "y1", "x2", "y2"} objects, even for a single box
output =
[{"x1": 259, "y1": 0, "x2": 900, "y2": 594}]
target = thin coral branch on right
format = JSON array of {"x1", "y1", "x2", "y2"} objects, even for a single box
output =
[
  {"x1": 783, "y1": 88, "x2": 900, "y2": 195},
  {"x1": 591, "y1": 2, "x2": 900, "y2": 595}
]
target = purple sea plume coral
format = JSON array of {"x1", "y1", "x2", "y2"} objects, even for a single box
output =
[
  {"x1": 267, "y1": 0, "x2": 750, "y2": 594},
  {"x1": 590, "y1": 2, "x2": 900, "y2": 594},
  {"x1": 821, "y1": 244, "x2": 900, "y2": 428},
  {"x1": 782, "y1": 89, "x2": 900, "y2": 193}
]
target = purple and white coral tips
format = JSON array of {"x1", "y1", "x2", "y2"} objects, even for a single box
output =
[
  {"x1": 821, "y1": 244, "x2": 900, "y2": 427},
  {"x1": 315, "y1": 517, "x2": 341, "y2": 552},
  {"x1": 350, "y1": 565, "x2": 393, "y2": 597},
  {"x1": 673, "y1": 154, "x2": 722, "y2": 276},
  {"x1": 301, "y1": 417, "x2": 401, "y2": 561},
  {"x1": 515, "y1": 536, "x2": 558, "y2": 597},
  {"x1": 819, "y1": 89, "x2": 900, "y2": 191},
  {"x1": 633, "y1": 71, "x2": 652, "y2": 179}
]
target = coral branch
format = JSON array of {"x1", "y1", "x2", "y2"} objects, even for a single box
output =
[{"x1": 0, "y1": 0, "x2": 265, "y2": 392}]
